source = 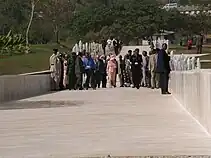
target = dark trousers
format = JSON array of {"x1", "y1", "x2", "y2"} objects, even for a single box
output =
[
  {"x1": 68, "y1": 73, "x2": 76, "y2": 90},
  {"x1": 96, "y1": 72, "x2": 103, "y2": 88},
  {"x1": 103, "y1": 47, "x2": 106, "y2": 55},
  {"x1": 159, "y1": 72, "x2": 169, "y2": 93},
  {"x1": 148, "y1": 71, "x2": 151, "y2": 87},
  {"x1": 119, "y1": 74, "x2": 124, "y2": 87},
  {"x1": 85, "y1": 69, "x2": 95, "y2": 89},
  {"x1": 119, "y1": 69, "x2": 125, "y2": 87},
  {"x1": 75, "y1": 73, "x2": 82, "y2": 90},
  {"x1": 132, "y1": 69, "x2": 141, "y2": 89},
  {"x1": 59, "y1": 62, "x2": 64, "y2": 90},
  {"x1": 197, "y1": 45, "x2": 202, "y2": 54},
  {"x1": 59, "y1": 73, "x2": 64, "y2": 90},
  {"x1": 102, "y1": 73, "x2": 107, "y2": 88},
  {"x1": 114, "y1": 47, "x2": 118, "y2": 55}
]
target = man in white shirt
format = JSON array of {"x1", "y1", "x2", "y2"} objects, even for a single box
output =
[{"x1": 49, "y1": 49, "x2": 61, "y2": 91}]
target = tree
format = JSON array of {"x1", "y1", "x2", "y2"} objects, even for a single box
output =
[
  {"x1": 25, "y1": 0, "x2": 40, "y2": 53},
  {"x1": 69, "y1": 0, "x2": 165, "y2": 42},
  {"x1": 41, "y1": 0, "x2": 77, "y2": 43},
  {"x1": 0, "y1": 0, "x2": 29, "y2": 34}
]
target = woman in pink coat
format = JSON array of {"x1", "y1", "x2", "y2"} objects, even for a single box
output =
[{"x1": 107, "y1": 55, "x2": 117, "y2": 88}]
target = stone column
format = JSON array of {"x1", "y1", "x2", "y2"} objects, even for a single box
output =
[
  {"x1": 196, "y1": 58, "x2": 201, "y2": 69},
  {"x1": 191, "y1": 57, "x2": 196, "y2": 70}
]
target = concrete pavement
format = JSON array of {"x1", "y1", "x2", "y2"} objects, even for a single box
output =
[{"x1": 1, "y1": 87, "x2": 211, "y2": 157}]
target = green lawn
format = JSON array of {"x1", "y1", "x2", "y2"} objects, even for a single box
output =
[
  {"x1": 0, "y1": 43, "x2": 70, "y2": 75},
  {"x1": 1, "y1": 43, "x2": 211, "y2": 75}
]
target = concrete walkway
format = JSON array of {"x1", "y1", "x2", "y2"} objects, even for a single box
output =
[{"x1": 1, "y1": 88, "x2": 211, "y2": 157}]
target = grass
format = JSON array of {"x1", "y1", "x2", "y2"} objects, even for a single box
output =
[
  {"x1": 0, "y1": 43, "x2": 70, "y2": 75},
  {"x1": 0, "y1": 43, "x2": 211, "y2": 75}
]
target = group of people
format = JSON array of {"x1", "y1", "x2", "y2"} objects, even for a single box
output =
[
  {"x1": 102, "y1": 37, "x2": 123, "y2": 55},
  {"x1": 49, "y1": 49, "x2": 111, "y2": 91},
  {"x1": 117, "y1": 43, "x2": 171, "y2": 95},
  {"x1": 49, "y1": 42, "x2": 171, "y2": 95},
  {"x1": 181, "y1": 33, "x2": 203, "y2": 53}
]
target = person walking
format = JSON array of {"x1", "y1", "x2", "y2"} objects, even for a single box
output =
[
  {"x1": 63, "y1": 54, "x2": 69, "y2": 89},
  {"x1": 49, "y1": 49, "x2": 61, "y2": 91},
  {"x1": 95, "y1": 55, "x2": 105, "y2": 88},
  {"x1": 118, "y1": 55, "x2": 125, "y2": 87},
  {"x1": 113, "y1": 38, "x2": 118, "y2": 55},
  {"x1": 102, "y1": 37, "x2": 107, "y2": 55},
  {"x1": 67, "y1": 52, "x2": 76, "y2": 90},
  {"x1": 58, "y1": 53, "x2": 65, "y2": 90},
  {"x1": 196, "y1": 33, "x2": 203, "y2": 54},
  {"x1": 114, "y1": 58, "x2": 118, "y2": 86},
  {"x1": 107, "y1": 55, "x2": 117, "y2": 88},
  {"x1": 187, "y1": 38, "x2": 193, "y2": 50},
  {"x1": 102, "y1": 55, "x2": 107, "y2": 88},
  {"x1": 156, "y1": 43, "x2": 171, "y2": 95},
  {"x1": 124, "y1": 50, "x2": 133, "y2": 87},
  {"x1": 130, "y1": 48, "x2": 142, "y2": 89},
  {"x1": 75, "y1": 52, "x2": 84, "y2": 90},
  {"x1": 141, "y1": 51, "x2": 149, "y2": 87},
  {"x1": 83, "y1": 52, "x2": 96, "y2": 90},
  {"x1": 124, "y1": 55, "x2": 132, "y2": 87},
  {"x1": 149, "y1": 49, "x2": 159, "y2": 89}
]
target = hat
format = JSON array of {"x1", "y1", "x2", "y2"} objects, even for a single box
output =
[
  {"x1": 110, "y1": 55, "x2": 116, "y2": 60},
  {"x1": 100, "y1": 55, "x2": 105, "y2": 59},
  {"x1": 135, "y1": 48, "x2": 139, "y2": 52}
]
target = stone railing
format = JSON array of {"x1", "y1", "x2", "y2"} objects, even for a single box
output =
[
  {"x1": 170, "y1": 69, "x2": 211, "y2": 134},
  {"x1": 0, "y1": 70, "x2": 51, "y2": 103}
]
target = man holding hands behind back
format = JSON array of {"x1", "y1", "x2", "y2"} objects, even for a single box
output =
[{"x1": 156, "y1": 43, "x2": 171, "y2": 95}]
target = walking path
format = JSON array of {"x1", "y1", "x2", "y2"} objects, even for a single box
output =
[{"x1": 1, "y1": 87, "x2": 211, "y2": 157}]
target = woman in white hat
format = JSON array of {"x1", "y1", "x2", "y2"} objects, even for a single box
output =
[{"x1": 107, "y1": 55, "x2": 117, "y2": 88}]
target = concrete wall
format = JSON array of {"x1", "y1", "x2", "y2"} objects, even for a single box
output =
[
  {"x1": 170, "y1": 70, "x2": 211, "y2": 134},
  {"x1": 0, "y1": 71, "x2": 51, "y2": 103}
]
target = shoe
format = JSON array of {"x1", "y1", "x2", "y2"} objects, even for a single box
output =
[
  {"x1": 162, "y1": 92, "x2": 171, "y2": 95},
  {"x1": 151, "y1": 87, "x2": 155, "y2": 89}
]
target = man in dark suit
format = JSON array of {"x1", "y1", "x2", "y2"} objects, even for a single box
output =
[
  {"x1": 196, "y1": 33, "x2": 203, "y2": 54},
  {"x1": 75, "y1": 52, "x2": 84, "y2": 90},
  {"x1": 130, "y1": 48, "x2": 142, "y2": 89},
  {"x1": 67, "y1": 52, "x2": 76, "y2": 90},
  {"x1": 102, "y1": 38, "x2": 107, "y2": 55},
  {"x1": 156, "y1": 43, "x2": 171, "y2": 95}
]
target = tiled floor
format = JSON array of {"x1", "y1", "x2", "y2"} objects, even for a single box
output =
[{"x1": 0, "y1": 88, "x2": 211, "y2": 158}]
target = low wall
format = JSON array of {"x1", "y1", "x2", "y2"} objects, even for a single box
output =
[
  {"x1": 0, "y1": 71, "x2": 51, "y2": 103},
  {"x1": 170, "y1": 69, "x2": 211, "y2": 134}
]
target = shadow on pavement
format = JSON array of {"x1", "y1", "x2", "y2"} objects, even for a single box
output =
[{"x1": 0, "y1": 100, "x2": 85, "y2": 110}]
